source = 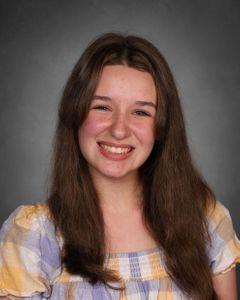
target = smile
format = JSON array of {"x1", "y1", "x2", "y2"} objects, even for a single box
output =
[{"x1": 98, "y1": 143, "x2": 132, "y2": 154}]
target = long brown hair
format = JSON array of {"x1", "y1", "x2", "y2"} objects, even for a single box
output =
[{"x1": 47, "y1": 32, "x2": 217, "y2": 299}]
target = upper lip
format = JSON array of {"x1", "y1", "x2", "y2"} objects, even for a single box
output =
[{"x1": 97, "y1": 141, "x2": 135, "y2": 149}]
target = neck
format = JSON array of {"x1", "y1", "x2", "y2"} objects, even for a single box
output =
[{"x1": 90, "y1": 170, "x2": 143, "y2": 214}]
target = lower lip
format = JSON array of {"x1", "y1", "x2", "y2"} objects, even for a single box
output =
[{"x1": 98, "y1": 144, "x2": 134, "y2": 161}]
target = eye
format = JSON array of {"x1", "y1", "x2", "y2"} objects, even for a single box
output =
[
  {"x1": 92, "y1": 105, "x2": 111, "y2": 111},
  {"x1": 134, "y1": 110, "x2": 151, "y2": 117}
]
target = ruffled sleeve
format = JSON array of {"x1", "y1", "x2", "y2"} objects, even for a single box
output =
[
  {"x1": 206, "y1": 201, "x2": 240, "y2": 275},
  {"x1": 0, "y1": 204, "x2": 62, "y2": 298}
]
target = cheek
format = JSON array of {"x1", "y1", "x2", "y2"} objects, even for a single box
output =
[
  {"x1": 133, "y1": 122, "x2": 155, "y2": 146},
  {"x1": 79, "y1": 116, "x2": 106, "y2": 139}
]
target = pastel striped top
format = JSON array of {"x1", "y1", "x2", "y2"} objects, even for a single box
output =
[{"x1": 0, "y1": 201, "x2": 239, "y2": 299}]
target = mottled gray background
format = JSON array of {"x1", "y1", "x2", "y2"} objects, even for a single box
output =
[{"x1": 0, "y1": 0, "x2": 239, "y2": 291}]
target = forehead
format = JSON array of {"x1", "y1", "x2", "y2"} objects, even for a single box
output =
[{"x1": 94, "y1": 65, "x2": 156, "y2": 103}]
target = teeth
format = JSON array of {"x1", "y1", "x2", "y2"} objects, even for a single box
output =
[{"x1": 100, "y1": 144, "x2": 131, "y2": 154}]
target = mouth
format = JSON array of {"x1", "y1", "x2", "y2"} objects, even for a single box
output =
[{"x1": 97, "y1": 142, "x2": 134, "y2": 155}]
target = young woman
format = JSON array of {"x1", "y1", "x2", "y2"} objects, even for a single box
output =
[{"x1": 0, "y1": 32, "x2": 239, "y2": 299}]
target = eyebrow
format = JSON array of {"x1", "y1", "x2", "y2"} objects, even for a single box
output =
[{"x1": 93, "y1": 95, "x2": 157, "y2": 109}]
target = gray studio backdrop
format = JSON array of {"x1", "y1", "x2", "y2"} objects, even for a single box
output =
[{"x1": 0, "y1": 0, "x2": 239, "y2": 290}]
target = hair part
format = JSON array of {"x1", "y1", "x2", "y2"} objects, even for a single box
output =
[{"x1": 47, "y1": 32, "x2": 217, "y2": 299}]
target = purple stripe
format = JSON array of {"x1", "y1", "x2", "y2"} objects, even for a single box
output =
[
  {"x1": 137, "y1": 280, "x2": 150, "y2": 298},
  {"x1": 129, "y1": 252, "x2": 142, "y2": 278},
  {"x1": 40, "y1": 235, "x2": 61, "y2": 268},
  {"x1": 92, "y1": 283, "x2": 109, "y2": 300}
]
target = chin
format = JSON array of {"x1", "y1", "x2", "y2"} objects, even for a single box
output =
[
  {"x1": 101, "y1": 170, "x2": 130, "y2": 179},
  {"x1": 92, "y1": 166, "x2": 136, "y2": 180}
]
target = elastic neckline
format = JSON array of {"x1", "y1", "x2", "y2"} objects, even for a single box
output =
[
  {"x1": 105, "y1": 246, "x2": 160, "y2": 259},
  {"x1": 104, "y1": 246, "x2": 166, "y2": 281}
]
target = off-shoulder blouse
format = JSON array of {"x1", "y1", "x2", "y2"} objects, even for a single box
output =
[{"x1": 0, "y1": 201, "x2": 239, "y2": 299}]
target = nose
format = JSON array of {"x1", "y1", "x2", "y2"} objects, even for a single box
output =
[{"x1": 110, "y1": 112, "x2": 131, "y2": 140}]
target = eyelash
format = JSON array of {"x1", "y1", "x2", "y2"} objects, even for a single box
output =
[
  {"x1": 92, "y1": 105, "x2": 110, "y2": 111},
  {"x1": 92, "y1": 105, "x2": 151, "y2": 117}
]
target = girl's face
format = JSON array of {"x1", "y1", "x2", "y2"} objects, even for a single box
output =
[{"x1": 78, "y1": 65, "x2": 157, "y2": 181}]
